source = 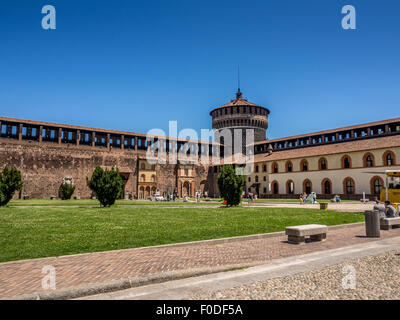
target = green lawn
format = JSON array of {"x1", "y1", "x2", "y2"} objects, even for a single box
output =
[
  {"x1": 8, "y1": 198, "x2": 354, "y2": 207},
  {"x1": 0, "y1": 206, "x2": 364, "y2": 263},
  {"x1": 8, "y1": 199, "x2": 222, "y2": 207}
]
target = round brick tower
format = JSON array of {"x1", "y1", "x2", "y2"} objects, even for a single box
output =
[{"x1": 210, "y1": 89, "x2": 270, "y2": 154}]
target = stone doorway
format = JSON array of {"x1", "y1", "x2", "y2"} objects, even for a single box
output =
[
  {"x1": 119, "y1": 172, "x2": 130, "y2": 199},
  {"x1": 183, "y1": 181, "x2": 190, "y2": 197}
]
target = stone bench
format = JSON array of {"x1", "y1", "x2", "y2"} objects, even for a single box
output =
[
  {"x1": 380, "y1": 217, "x2": 400, "y2": 230},
  {"x1": 285, "y1": 224, "x2": 328, "y2": 244}
]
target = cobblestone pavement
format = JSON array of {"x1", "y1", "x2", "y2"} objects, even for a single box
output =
[
  {"x1": 191, "y1": 249, "x2": 400, "y2": 300},
  {"x1": 1, "y1": 223, "x2": 399, "y2": 299}
]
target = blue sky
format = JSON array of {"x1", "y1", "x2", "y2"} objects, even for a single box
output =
[{"x1": 0, "y1": 0, "x2": 399, "y2": 140}]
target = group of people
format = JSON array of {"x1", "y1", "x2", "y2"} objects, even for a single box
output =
[
  {"x1": 299, "y1": 192, "x2": 317, "y2": 204},
  {"x1": 374, "y1": 200, "x2": 400, "y2": 219},
  {"x1": 245, "y1": 192, "x2": 256, "y2": 204},
  {"x1": 300, "y1": 193, "x2": 342, "y2": 204},
  {"x1": 168, "y1": 192, "x2": 177, "y2": 201}
]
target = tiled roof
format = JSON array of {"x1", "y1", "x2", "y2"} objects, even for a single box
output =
[
  {"x1": 214, "y1": 98, "x2": 261, "y2": 109},
  {"x1": 254, "y1": 118, "x2": 400, "y2": 145},
  {"x1": 210, "y1": 89, "x2": 270, "y2": 113},
  {"x1": 252, "y1": 135, "x2": 400, "y2": 163}
]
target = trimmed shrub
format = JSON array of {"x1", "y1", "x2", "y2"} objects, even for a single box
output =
[
  {"x1": 59, "y1": 183, "x2": 75, "y2": 200},
  {"x1": 86, "y1": 166, "x2": 124, "y2": 207},
  {"x1": 217, "y1": 165, "x2": 245, "y2": 207},
  {"x1": 0, "y1": 166, "x2": 23, "y2": 206}
]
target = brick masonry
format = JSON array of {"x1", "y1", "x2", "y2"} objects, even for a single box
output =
[{"x1": 0, "y1": 138, "x2": 220, "y2": 199}]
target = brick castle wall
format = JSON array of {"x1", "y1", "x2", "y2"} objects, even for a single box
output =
[{"x1": 0, "y1": 138, "x2": 220, "y2": 199}]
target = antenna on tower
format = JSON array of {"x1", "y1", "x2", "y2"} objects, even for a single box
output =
[
  {"x1": 238, "y1": 65, "x2": 240, "y2": 90},
  {"x1": 236, "y1": 65, "x2": 242, "y2": 99}
]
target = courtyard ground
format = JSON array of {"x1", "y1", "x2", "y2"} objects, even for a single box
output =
[
  {"x1": 84, "y1": 236, "x2": 400, "y2": 300},
  {"x1": 0, "y1": 206, "x2": 364, "y2": 262},
  {"x1": 2, "y1": 221, "x2": 400, "y2": 299},
  {"x1": 190, "y1": 248, "x2": 400, "y2": 300}
]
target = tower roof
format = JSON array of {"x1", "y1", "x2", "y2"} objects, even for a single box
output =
[{"x1": 210, "y1": 89, "x2": 270, "y2": 113}]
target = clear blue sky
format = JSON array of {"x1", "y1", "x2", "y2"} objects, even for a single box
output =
[{"x1": 1, "y1": 0, "x2": 399, "y2": 140}]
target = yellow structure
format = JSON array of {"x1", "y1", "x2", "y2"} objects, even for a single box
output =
[
  {"x1": 137, "y1": 159, "x2": 157, "y2": 199},
  {"x1": 380, "y1": 170, "x2": 400, "y2": 207}
]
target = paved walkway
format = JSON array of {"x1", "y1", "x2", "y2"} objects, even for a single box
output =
[
  {"x1": 1, "y1": 223, "x2": 398, "y2": 299},
  {"x1": 246, "y1": 202, "x2": 374, "y2": 212},
  {"x1": 83, "y1": 236, "x2": 400, "y2": 300}
]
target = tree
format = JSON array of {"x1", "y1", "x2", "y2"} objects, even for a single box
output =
[
  {"x1": 86, "y1": 166, "x2": 124, "y2": 207},
  {"x1": 0, "y1": 166, "x2": 23, "y2": 206},
  {"x1": 59, "y1": 182, "x2": 75, "y2": 200},
  {"x1": 217, "y1": 165, "x2": 245, "y2": 207}
]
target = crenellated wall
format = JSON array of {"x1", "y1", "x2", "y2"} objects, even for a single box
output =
[
  {"x1": 0, "y1": 138, "x2": 139, "y2": 198},
  {"x1": 0, "y1": 116, "x2": 220, "y2": 199}
]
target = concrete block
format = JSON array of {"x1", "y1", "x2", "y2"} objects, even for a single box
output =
[
  {"x1": 380, "y1": 217, "x2": 400, "y2": 230},
  {"x1": 285, "y1": 224, "x2": 328, "y2": 237}
]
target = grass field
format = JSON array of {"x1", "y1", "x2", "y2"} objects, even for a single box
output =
[
  {"x1": 0, "y1": 206, "x2": 364, "y2": 263},
  {"x1": 8, "y1": 198, "x2": 354, "y2": 207},
  {"x1": 8, "y1": 199, "x2": 221, "y2": 207}
]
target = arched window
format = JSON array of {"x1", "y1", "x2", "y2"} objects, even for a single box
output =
[
  {"x1": 140, "y1": 163, "x2": 146, "y2": 170},
  {"x1": 272, "y1": 162, "x2": 278, "y2": 174},
  {"x1": 255, "y1": 165, "x2": 259, "y2": 173},
  {"x1": 303, "y1": 179, "x2": 312, "y2": 194},
  {"x1": 255, "y1": 175, "x2": 259, "y2": 182},
  {"x1": 383, "y1": 151, "x2": 396, "y2": 166},
  {"x1": 300, "y1": 160, "x2": 309, "y2": 172},
  {"x1": 363, "y1": 153, "x2": 375, "y2": 168},
  {"x1": 141, "y1": 174, "x2": 146, "y2": 182},
  {"x1": 271, "y1": 181, "x2": 279, "y2": 195},
  {"x1": 343, "y1": 177, "x2": 355, "y2": 195},
  {"x1": 285, "y1": 161, "x2": 293, "y2": 173},
  {"x1": 286, "y1": 180, "x2": 295, "y2": 194},
  {"x1": 319, "y1": 158, "x2": 328, "y2": 170},
  {"x1": 262, "y1": 164, "x2": 267, "y2": 172},
  {"x1": 151, "y1": 175, "x2": 156, "y2": 182},
  {"x1": 321, "y1": 178, "x2": 332, "y2": 195},
  {"x1": 248, "y1": 177, "x2": 251, "y2": 182},
  {"x1": 342, "y1": 155, "x2": 352, "y2": 169},
  {"x1": 370, "y1": 176, "x2": 384, "y2": 195}
]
